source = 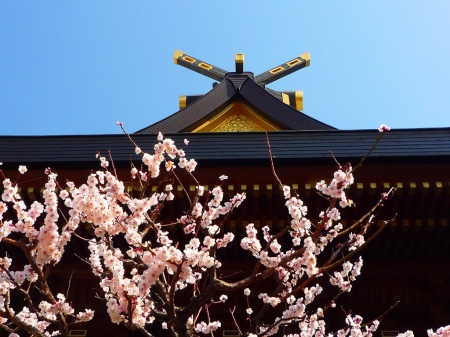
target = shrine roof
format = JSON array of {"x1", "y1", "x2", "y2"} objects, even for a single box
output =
[
  {"x1": 135, "y1": 76, "x2": 335, "y2": 134},
  {"x1": 136, "y1": 50, "x2": 335, "y2": 134},
  {"x1": 1, "y1": 128, "x2": 450, "y2": 169}
]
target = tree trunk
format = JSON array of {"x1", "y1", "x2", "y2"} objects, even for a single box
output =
[{"x1": 173, "y1": 317, "x2": 195, "y2": 337}]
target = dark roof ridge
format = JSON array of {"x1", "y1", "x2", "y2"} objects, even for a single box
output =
[
  {"x1": 238, "y1": 79, "x2": 336, "y2": 130},
  {"x1": 136, "y1": 75, "x2": 336, "y2": 134},
  {"x1": 135, "y1": 78, "x2": 238, "y2": 134}
]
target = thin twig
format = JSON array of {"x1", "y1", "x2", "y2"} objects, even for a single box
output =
[
  {"x1": 108, "y1": 150, "x2": 118, "y2": 179},
  {"x1": 323, "y1": 290, "x2": 344, "y2": 313},
  {"x1": 265, "y1": 131, "x2": 283, "y2": 190},
  {"x1": 351, "y1": 132, "x2": 386, "y2": 174},
  {"x1": 74, "y1": 253, "x2": 92, "y2": 265},
  {"x1": 72, "y1": 231, "x2": 91, "y2": 242},
  {"x1": 322, "y1": 215, "x2": 396, "y2": 273},
  {"x1": 328, "y1": 150, "x2": 342, "y2": 167},
  {"x1": 118, "y1": 123, "x2": 141, "y2": 150},
  {"x1": 66, "y1": 268, "x2": 74, "y2": 299},
  {"x1": 229, "y1": 306, "x2": 243, "y2": 336},
  {"x1": 337, "y1": 187, "x2": 396, "y2": 237},
  {"x1": 171, "y1": 168, "x2": 192, "y2": 205},
  {"x1": 361, "y1": 301, "x2": 400, "y2": 328}
]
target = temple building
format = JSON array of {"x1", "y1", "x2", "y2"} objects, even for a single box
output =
[{"x1": 1, "y1": 51, "x2": 449, "y2": 337}]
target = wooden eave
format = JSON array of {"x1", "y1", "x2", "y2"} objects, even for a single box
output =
[{"x1": 1, "y1": 128, "x2": 450, "y2": 169}]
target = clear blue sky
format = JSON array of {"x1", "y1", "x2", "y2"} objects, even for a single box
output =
[{"x1": 1, "y1": 1, "x2": 449, "y2": 135}]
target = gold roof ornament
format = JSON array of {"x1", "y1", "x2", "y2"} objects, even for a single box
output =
[
  {"x1": 136, "y1": 50, "x2": 336, "y2": 134},
  {"x1": 172, "y1": 51, "x2": 310, "y2": 117}
]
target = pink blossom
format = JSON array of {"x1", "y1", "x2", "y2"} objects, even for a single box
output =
[
  {"x1": 165, "y1": 160, "x2": 175, "y2": 171},
  {"x1": 203, "y1": 236, "x2": 215, "y2": 248},
  {"x1": 427, "y1": 325, "x2": 450, "y2": 337},
  {"x1": 269, "y1": 297, "x2": 281, "y2": 307},
  {"x1": 99, "y1": 157, "x2": 109, "y2": 168},
  {"x1": 185, "y1": 159, "x2": 197, "y2": 173},
  {"x1": 197, "y1": 185, "x2": 205, "y2": 196},
  {"x1": 0, "y1": 128, "x2": 404, "y2": 337},
  {"x1": 270, "y1": 239, "x2": 281, "y2": 254},
  {"x1": 130, "y1": 167, "x2": 138, "y2": 178},
  {"x1": 397, "y1": 331, "x2": 414, "y2": 337},
  {"x1": 283, "y1": 185, "x2": 291, "y2": 199},
  {"x1": 216, "y1": 232, "x2": 234, "y2": 248},
  {"x1": 183, "y1": 223, "x2": 196, "y2": 234},
  {"x1": 139, "y1": 171, "x2": 147, "y2": 182},
  {"x1": 378, "y1": 124, "x2": 391, "y2": 132}
]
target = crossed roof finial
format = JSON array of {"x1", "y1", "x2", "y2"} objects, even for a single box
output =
[
  {"x1": 134, "y1": 50, "x2": 335, "y2": 133},
  {"x1": 173, "y1": 50, "x2": 310, "y2": 86}
]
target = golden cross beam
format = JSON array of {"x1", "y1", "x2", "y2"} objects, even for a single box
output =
[
  {"x1": 173, "y1": 50, "x2": 227, "y2": 82},
  {"x1": 173, "y1": 50, "x2": 310, "y2": 85},
  {"x1": 254, "y1": 52, "x2": 310, "y2": 85}
]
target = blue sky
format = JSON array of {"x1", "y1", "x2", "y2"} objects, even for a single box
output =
[{"x1": 1, "y1": 1, "x2": 449, "y2": 135}]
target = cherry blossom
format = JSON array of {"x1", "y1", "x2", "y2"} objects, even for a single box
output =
[
  {"x1": 428, "y1": 326, "x2": 450, "y2": 337},
  {"x1": 1, "y1": 127, "x2": 443, "y2": 337},
  {"x1": 378, "y1": 124, "x2": 391, "y2": 132},
  {"x1": 0, "y1": 170, "x2": 95, "y2": 336}
]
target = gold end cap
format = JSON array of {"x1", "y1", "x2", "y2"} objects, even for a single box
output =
[
  {"x1": 174, "y1": 50, "x2": 184, "y2": 64},
  {"x1": 300, "y1": 52, "x2": 310, "y2": 67},
  {"x1": 235, "y1": 53, "x2": 244, "y2": 63},
  {"x1": 295, "y1": 91, "x2": 303, "y2": 110},
  {"x1": 179, "y1": 95, "x2": 187, "y2": 109},
  {"x1": 281, "y1": 93, "x2": 289, "y2": 105}
]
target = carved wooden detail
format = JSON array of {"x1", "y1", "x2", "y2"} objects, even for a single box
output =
[
  {"x1": 213, "y1": 113, "x2": 263, "y2": 132},
  {"x1": 192, "y1": 101, "x2": 279, "y2": 132}
]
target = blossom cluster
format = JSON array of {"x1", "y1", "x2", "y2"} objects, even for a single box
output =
[
  {"x1": 330, "y1": 257, "x2": 363, "y2": 292},
  {"x1": 59, "y1": 133, "x2": 248, "y2": 331},
  {"x1": 3, "y1": 127, "x2": 441, "y2": 337},
  {"x1": 0, "y1": 167, "x2": 95, "y2": 336},
  {"x1": 316, "y1": 164, "x2": 354, "y2": 207},
  {"x1": 397, "y1": 326, "x2": 450, "y2": 337},
  {"x1": 195, "y1": 321, "x2": 221, "y2": 334},
  {"x1": 428, "y1": 326, "x2": 450, "y2": 337},
  {"x1": 235, "y1": 158, "x2": 378, "y2": 336}
]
